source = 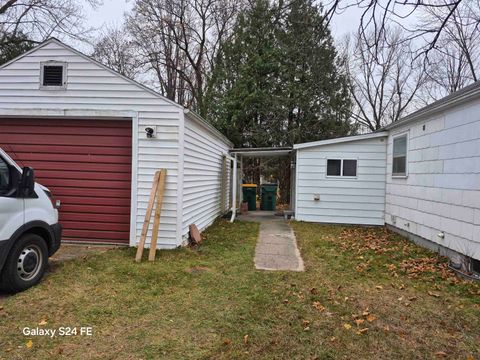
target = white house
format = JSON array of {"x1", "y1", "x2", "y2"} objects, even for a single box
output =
[
  {"x1": 294, "y1": 82, "x2": 480, "y2": 269},
  {"x1": 0, "y1": 38, "x2": 232, "y2": 249}
]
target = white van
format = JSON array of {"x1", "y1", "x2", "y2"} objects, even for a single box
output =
[{"x1": 0, "y1": 148, "x2": 61, "y2": 293}]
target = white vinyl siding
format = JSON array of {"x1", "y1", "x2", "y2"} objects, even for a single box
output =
[
  {"x1": 295, "y1": 137, "x2": 387, "y2": 225},
  {"x1": 386, "y1": 97, "x2": 480, "y2": 260},
  {"x1": 182, "y1": 115, "x2": 231, "y2": 239},
  {"x1": 0, "y1": 41, "x2": 182, "y2": 248}
]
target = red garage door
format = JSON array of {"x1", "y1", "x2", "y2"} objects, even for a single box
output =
[{"x1": 0, "y1": 118, "x2": 132, "y2": 245}]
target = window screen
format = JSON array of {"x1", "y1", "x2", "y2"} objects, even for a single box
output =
[
  {"x1": 392, "y1": 135, "x2": 407, "y2": 176},
  {"x1": 43, "y1": 65, "x2": 64, "y2": 86},
  {"x1": 342, "y1": 160, "x2": 357, "y2": 176},
  {"x1": 327, "y1": 159, "x2": 341, "y2": 176}
]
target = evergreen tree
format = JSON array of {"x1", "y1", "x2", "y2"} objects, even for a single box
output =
[
  {"x1": 205, "y1": 0, "x2": 353, "y2": 148},
  {"x1": 0, "y1": 32, "x2": 33, "y2": 65}
]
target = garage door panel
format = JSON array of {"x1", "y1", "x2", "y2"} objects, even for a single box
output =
[
  {"x1": 5, "y1": 144, "x2": 132, "y2": 157},
  {"x1": 61, "y1": 196, "x2": 130, "y2": 207},
  {"x1": 61, "y1": 213, "x2": 130, "y2": 224},
  {"x1": 0, "y1": 133, "x2": 131, "y2": 147},
  {"x1": 8, "y1": 152, "x2": 131, "y2": 165},
  {"x1": 52, "y1": 187, "x2": 131, "y2": 199},
  {"x1": 1, "y1": 124, "x2": 133, "y2": 137},
  {"x1": 37, "y1": 170, "x2": 131, "y2": 181},
  {"x1": 61, "y1": 221, "x2": 130, "y2": 232},
  {"x1": 0, "y1": 118, "x2": 132, "y2": 245},
  {"x1": 61, "y1": 204, "x2": 130, "y2": 215},
  {"x1": 24, "y1": 161, "x2": 131, "y2": 173},
  {"x1": 44, "y1": 178, "x2": 130, "y2": 189},
  {"x1": 63, "y1": 229, "x2": 130, "y2": 243}
]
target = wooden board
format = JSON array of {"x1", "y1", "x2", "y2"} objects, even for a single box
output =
[
  {"x1": 135, "y1": 171, "x2": 161, "y2": 262},
  {"x1": 148, "y1": 169, "x2": 167, "y2": 261}
]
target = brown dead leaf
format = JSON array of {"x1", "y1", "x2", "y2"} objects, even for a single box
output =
[
  {"x1": 366, "y1": 314, "x2": 376, "y2": 322},
  {"x1": 243, "y1": 335, "x2": 249, "y2": 345},
  {"x1": 223, "y1": 339, "x2": 231, "y2": 345},
  {"x1": 26, "y1": 340, "x2": 33, "y2": 349},
  {"x1": 354, "y1": 319, "x2": 365, "y2": 326},
  {"x1": 312, "y1": 301, "x2": 325, "y2": 312},
  {"x1": 428, "y1": 291, "x2": 440, "y2": 298},
  {"x1": 283, "y1": 299, "x2": 289, "y2": 304},
  {"x1": 356, "y1": 328, "x2": 369, "y2": 335},
  {"x1": 330, "y1": 336, "x2": 336, "y2": 342},
  {"x1": 38, "y1": 318, "x2": 48, "y2": 326},
  {"x1": 310, "y1": 287, "x2": 318, "y2": 295},
  {"x1": 434, "y1": 351, "x2": 447, "y2": 357},
  {"x1": 375, "y1": 285, "x2": 383, "y2": 290}
]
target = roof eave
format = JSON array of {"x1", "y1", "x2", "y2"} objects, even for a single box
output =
[{"x1": 293, "y1": 132, "x2": 388, "y2": 150}]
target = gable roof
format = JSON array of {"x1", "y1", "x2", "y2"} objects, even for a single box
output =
[
  {"x1": 385, "y1": 80, "x2": 480, "y2": 130},
  {"x1": 0, "y1": 38, "x2": 233, "y2": 146},
  {"x1": 293, "y1": 131, "x2": 388, "y2": 150}
]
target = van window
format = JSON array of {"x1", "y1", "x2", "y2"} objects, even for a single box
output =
[{"x1": 0, "y1": 157, "x2": 9, "y2": 194}]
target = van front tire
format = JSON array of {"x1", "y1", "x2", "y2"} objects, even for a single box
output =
[{"x1": 0, "y1": 234, "x2": 48, "y2": 293}]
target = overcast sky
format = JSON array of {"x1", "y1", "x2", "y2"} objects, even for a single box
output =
[{"x1": 85, "y1": 0, "x2": 362, "y2": 41}]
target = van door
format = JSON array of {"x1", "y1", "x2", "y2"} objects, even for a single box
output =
[{"x1": 0, "y1": 156, "x2": 24, "y2": 242}]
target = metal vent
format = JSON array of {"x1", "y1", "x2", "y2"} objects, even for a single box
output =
[{"x1": 43, "y1": 65, "x2": 64, "y2": 86}]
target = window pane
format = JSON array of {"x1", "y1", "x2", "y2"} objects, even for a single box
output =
[
  {"x1": 393, "y1": 136, "x2": 407, "y2": 157},
  {"x1": 0, "y1": 158, "x2": 9, "y2": 192},
  {"x1": 343, "y1": 160, "x2": 357, "y2": 176},
  {"x1": 327, "y1": 159, "x2": 341, "y2": 176},
  {"x1": 392, "y1": 156, "x2": 406, "y2": 175}
]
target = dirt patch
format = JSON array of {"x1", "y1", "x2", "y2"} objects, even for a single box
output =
[{"x1": 50, "y1": 244, "x2": 118, "y2": 262}]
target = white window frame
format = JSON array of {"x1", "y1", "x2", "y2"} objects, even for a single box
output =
[
  {"x1": 326, "y1": 158, "x2": 358, "y2": 178},
  {"x1": 392, "y1": 133, "x2": 408, "y2": 178},
  {"x1": 40, "y1": 61, "x2": 67, "y2": 90}
]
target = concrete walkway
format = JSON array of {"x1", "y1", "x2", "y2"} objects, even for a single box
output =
[{"x1": 237, "y1": 211, "x2": 304, "y2": 271}]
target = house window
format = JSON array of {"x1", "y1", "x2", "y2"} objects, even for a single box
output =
[
  {"x1": 392, "y1": 134, "x2": 407, "y2": 176},
  {"x1": 327, "y1": 159, "x2": 357, "y2": 177},
  {"x1": 40, "y1": 62, "x2": 67, "y2": 89}
]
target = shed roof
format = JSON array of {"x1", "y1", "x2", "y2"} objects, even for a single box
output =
[
  {"x1": 230, "y1": 147, "x2": 293, "y2": 157},
  {"x1": 293, "y1": 132, "x2": 388, "y2": 150}
]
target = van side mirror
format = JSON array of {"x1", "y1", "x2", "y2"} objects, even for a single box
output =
[{"x1": 19, "y1": 167, "x2": 35, "y2": 198}]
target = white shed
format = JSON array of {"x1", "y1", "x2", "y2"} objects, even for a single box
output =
[
  {"x1": 293, "y1": 132, "x2": 388, "y2": 226},
  {"x1": 0, "y1": 38, "x2": 233, "y2": 248}
]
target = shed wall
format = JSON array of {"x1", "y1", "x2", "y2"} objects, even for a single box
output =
[
  {"x1": 386, "y1": 97, "x2": 480, "y2": 260},
  {"x1": 295, "y1": 137, "x2": 387, "y2": 225}
]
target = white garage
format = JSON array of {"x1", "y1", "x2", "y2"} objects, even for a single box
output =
[{"x1": 0, "y1": 38, "x2": 232, "y2": 248}]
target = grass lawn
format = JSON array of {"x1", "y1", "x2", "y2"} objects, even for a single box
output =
[{"x1": 1, "y1": 220, "x2": 479, "y2": 359}]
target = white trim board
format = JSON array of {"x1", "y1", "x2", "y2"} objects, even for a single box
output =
[{"x1": 293, "y1": 132, "x2": 388, "y2": 150}]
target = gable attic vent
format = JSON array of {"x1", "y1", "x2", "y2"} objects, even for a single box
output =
[{"x1": 40, "y1": 62, "x2": 67, "y2": 89}]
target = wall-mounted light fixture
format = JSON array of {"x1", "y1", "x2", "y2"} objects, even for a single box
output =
[{"x1": 145, "y1": 126, "x2": 156, "y2": 138}]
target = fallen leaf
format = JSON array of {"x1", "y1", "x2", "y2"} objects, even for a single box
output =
[
  {"x1": 310, "y1": 287, "x2": 318, "y2": 295},
  {"x1": 375, "y1": 285, "x2": 383, "y2": 290},
  {"x1": 0, "y1": 306, "x2": 3, "y2": 311},
  {"x1": 303, "y1": 327, "x2": 310, "y2": 331},
  {"x1": 343, "y1": 323, "x2": 352, "y2": 330},
  {"x1": 303, "y1": 320, "x2": 310, "y2": 327},
  {"x1": 362, "y1": 309, "x2": 370, "y2": 316},
  {"x1": 330, "y1": 336, "x2": 336, "y2": 342},
  {"x1": 243, "y1": 335, "x2": 249, "y2": 345},
  {"x1": 38, "y1": 319, "x2": 48, "y2": 326},
  {"x1": 354, "y1": 319, "x2": 365, "y2": 326},
  {"x1": 367, "y1": 314, "x2": 376, "y2": 322},
  {"x1": 383, "y1": 325, "x2": 390, "y2": 332},
  {"x1": 428, "y1": 291, "x2": 440, "y2": 298},
  {"x1": 466, "y1": 356, "x2": 474, "y2": 360},
  {"x1": 312, "y1": 301, "x2": 325, "y2": 312},
  {"x1": 223, "y1": 339, "x2": 231, "y2": 345},
  {"x1": 26, "y1": 340, "x2": 33, "y2": 349},
  {"x1": 398, "y1": 296, "x2": 404, "y2": 301},
  {"x1": 434, "y1": 351, "x2": 447, "y2": 357},
  {"x1": 283, "y1": 299, "x2": 289, "y2": 304},
  {"x1": 356, "y1": 328, "x2": 369, "y2": 335}
]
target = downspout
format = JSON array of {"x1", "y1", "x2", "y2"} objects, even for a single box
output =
[{"x1": 230, "y1": 153, "x2": 237, "y2": 222}]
